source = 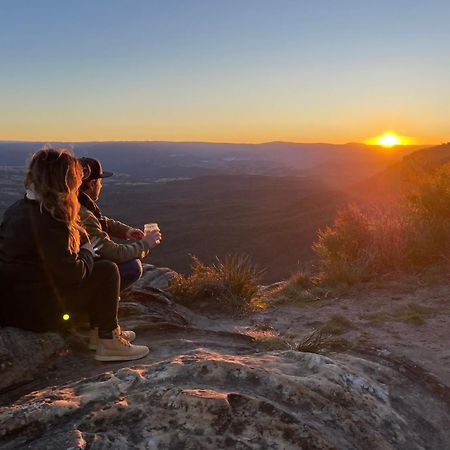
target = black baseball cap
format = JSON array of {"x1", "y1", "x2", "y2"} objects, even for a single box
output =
[{"x1": 79, "y1": 157, "x2": 113, "y2": 182}]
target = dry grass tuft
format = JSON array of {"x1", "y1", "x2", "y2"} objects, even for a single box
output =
[
  {"x1": 292, "y1": 329, "x2": 353, "y2": 354},
  {"x1": 247, "y1": 330, "x2": 291, "y2": 350},
  {"x1": 168, "y1": 255, "x2": 263, "y2": 312},
  {"x1": 271, "y1": 271, "x2": 338, "y2": 306}
]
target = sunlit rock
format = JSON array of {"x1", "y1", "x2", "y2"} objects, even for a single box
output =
[{"x1": 1, "y1": 349, "x2": 448, "y2": 449}]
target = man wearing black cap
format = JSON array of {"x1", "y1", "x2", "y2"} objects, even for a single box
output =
[{"x1": 78, "y1": 157, "x2": 162, "y2": 292}]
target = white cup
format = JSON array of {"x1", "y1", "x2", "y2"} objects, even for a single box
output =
[{"x1": 144, "y1": 223, "x2": 159, "y2": 234}]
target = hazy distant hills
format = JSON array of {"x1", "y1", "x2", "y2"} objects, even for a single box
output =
[
  {"x1": 402, "y1": 142, "x2": 450, "y2": 169},
  {"x1": 0, "y1": 141, "x2": 426, "y2": 187}
]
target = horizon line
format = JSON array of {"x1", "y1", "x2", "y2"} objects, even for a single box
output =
[{"x1": 0, "y1": 138, "x2": 435, "y2": 147}]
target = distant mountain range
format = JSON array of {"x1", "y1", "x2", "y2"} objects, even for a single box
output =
[{"x1": 0, "y1": 141, "x2": 427, "y2": 188}]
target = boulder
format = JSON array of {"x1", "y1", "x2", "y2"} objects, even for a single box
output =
[
  {"x1": 0, "y1": 327, "x2": 65, "y2": 393},
  {"x1": 129, "y1": 263, "x2": 178, "y2": 291}
]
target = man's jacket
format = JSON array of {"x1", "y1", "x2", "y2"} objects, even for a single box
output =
[{"x1": 78, "y1": 191, "x2": 150, "y2": 263}]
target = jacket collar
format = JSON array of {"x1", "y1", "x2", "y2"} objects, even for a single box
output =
[{"x1": 78, "y1": 190, "x2": 101, "y2": 219}]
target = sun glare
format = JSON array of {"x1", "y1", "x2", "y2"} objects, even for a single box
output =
[
  {"x1": 378, "y1": 133, "x2": 400, "y2": 147},
  {"x1": 366, "y1": 132, "x2": 412, "y2": 148}
]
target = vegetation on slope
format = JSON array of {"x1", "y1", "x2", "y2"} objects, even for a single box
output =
[{"x1": 313, "y1": 164, "x2": 450, "y2": 284}]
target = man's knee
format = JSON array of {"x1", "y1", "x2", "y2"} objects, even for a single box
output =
[
  {"x1": 127, "y1": 259, "x2": 143, "y2": 281},
  {"x1": 119, "y1": 259, "x2": 143, "y2": 288}
]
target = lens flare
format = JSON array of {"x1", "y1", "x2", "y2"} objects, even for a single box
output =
[{"x1": 63, "y1": 314, "x2": 70, "y2": 321}]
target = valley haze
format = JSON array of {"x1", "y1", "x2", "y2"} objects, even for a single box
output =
[{"x1": 0, "y1": 140, "x2": 429, "y2": 281}]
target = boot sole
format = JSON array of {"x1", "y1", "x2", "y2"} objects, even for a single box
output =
[{"x1": 95, "y1": 348, "x2": 149, "y2": 362}]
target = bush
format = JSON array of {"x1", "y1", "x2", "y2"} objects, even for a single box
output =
[
  {"x1": 168, "y1": 255, "x2": 263, "y2": 312},
  {"x1": 407, "y1": 164, "x2": 450, "y2": 264},
  {"x1": 313, "y1": 165, "x2": 450, "y2": 284}
]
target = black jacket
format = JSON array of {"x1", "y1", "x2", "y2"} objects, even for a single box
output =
[{"x1": 0, "y1": 197, "x2": 94, "y2": 331}]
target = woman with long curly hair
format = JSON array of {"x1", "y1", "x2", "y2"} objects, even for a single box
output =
[{"x1": 0, "y1": 148, "x2": 149, "y2": 361}]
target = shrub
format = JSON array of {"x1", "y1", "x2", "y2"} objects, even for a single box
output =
[
  {"x1": 313, "y1": 165, "x2": 450, "y2": 284},
  {"x1": 168, "y1": 255, "x2": 262, "y2": 312},
  {"x1": 407, "y1": 164, "x2": 450, "y2": 264}
]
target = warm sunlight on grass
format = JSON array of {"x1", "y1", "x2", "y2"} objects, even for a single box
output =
[{"x1": 366, "y1": 132, "x2": 413, "y2": 147}]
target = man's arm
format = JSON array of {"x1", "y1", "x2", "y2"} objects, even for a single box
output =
[
  {"x1": 80, "y1": 208, "x2": 151, "y2": 263},
  {"x1": 104, "y1": 217, "x2": 130, "y2": 240}
]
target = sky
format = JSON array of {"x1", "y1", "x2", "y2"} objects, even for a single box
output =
[{"x1": 0, "y1": 0, "x2": 449, "y2": 144}]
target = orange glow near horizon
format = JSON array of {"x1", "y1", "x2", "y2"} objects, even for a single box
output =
[{"x1": 0, "y1": 127, "x2": 431, "y2": 146}]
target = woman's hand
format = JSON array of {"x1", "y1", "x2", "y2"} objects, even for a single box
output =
[
  {"x1": 81, "y1": 236, "x2": 103, "y2": 257},
  {"x1": 143, "y1": 228, "x2": 162, "y2": 249},
  {"x1": 126, "y1": 228, "x2": 145, "y2": 240}
]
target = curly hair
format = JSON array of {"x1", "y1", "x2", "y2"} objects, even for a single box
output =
[{"x1": 25, "y1": 148, "x2": 85, "y2": 253}]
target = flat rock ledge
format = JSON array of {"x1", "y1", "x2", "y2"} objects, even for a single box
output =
[{"x1": 1, "y1": 349, "x2": 449, "y2": 449}]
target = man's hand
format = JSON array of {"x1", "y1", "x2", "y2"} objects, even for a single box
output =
[
  {"x1": 143, "y1": 228, "x2": 162, "y2": 249},
  {"x1": 126, "y1": 228, "x2": 145, "y2": 240}
]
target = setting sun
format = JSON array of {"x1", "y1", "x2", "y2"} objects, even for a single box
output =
[
  {"x1": 366, "y1": 132, "x2": 413, "y2": 147},
  {"x1": 378, "y1": 133, "x2": 400, "y2": 147}
]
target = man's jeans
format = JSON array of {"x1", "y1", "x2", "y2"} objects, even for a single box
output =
[{"x1": 118, "y1": 259, "x2": 143, "y2": 291}]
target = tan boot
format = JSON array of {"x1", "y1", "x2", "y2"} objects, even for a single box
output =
[
  {"x1": 95, "y1": 327, "x2": 149, "y2": 362},
  {"x1": 89, "y1": 326, "x2": 136, "y2": 351}
]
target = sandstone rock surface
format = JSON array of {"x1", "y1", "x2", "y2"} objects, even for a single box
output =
[
  {"x1": 0, "y1": 328, "x2": 64, "y2": 393},
  {"x1": 1, "y1": 349, "x2": 449, "y2": 449},
  {"x1": 1, "y1": 272, "x2": 450, "y2": 449},
  {"x1": 129, "y1": 263, "x2": 178, "y2": 291}
]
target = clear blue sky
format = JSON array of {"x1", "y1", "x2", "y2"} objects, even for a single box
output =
[{"x1": 1, "y1": 0, "x2": 449, "y2": 143}]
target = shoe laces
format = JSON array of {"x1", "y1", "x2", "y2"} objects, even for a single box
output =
[{"x1": 115, "y1": 328, "x2": 132, "y2": 347}]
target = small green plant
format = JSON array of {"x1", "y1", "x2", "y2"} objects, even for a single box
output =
[
  {"x1": 366, "y1": 303, "x2": 434, "y2": 326},
  {"x1": 320, "y1": 314, "x2": 354, "y2": 335},
  {"x1": 168, "y1": 254, "x2": 263, "y2": 312},
  {"x1": 366, "y1": 311, "x2": 391, "y2": 326},
  {"x1": 393, "y1": 303, "x2": 433, "y2": 325}
]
